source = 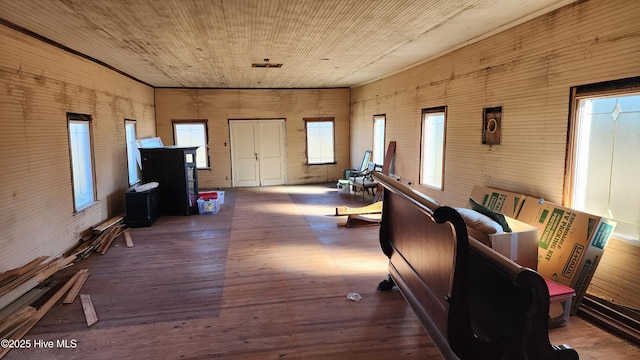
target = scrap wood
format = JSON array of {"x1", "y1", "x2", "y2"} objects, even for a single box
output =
[
  {"x1": 72, "y1": 232, "x2": 108, "y2": 259},
  {"x1": 345, "y1": 213, "x2": 382, "y2": 228},
  {"x1": 36, "y1": 255, "x2": 77, "y2": 283},
  {"x1": 79, "y1": 294, "x2": 98, "y2": 327},
  {"x1": 373, "y1": 140, "x2": 396, "y2": 203},
  {"x1": 0, "y1": 306, "x2": 36, "y2": 339},
  {"x1": 0, "y1": 256, "x2": 49, "y2": 287},
  {"x1": 335, "y1": 201, "x2": 383, "y2": 216},
  {"x1": 0, "y1": 270, "x2": 82, "y2": 359},
  {"x1": 98, "y1": 224, "x2": 126, "y2": 254},
  {"x1": 0, "y1": 287, "x2": 48, "y2": 322},
  {"x1": 0, "y1": 260, "x2": 51, "y2": 297},
  {"x1": 123, "y1": 229, "x2": 134, "y2": 247},
  {"x1": 63, "y1": 269, "x2": 90, "y2": 304},
  {"x1": 68, "y1": 240, "x2": 92, "y2": 258},
  {"x1": 92, "y1": 214, "x2": 124, "y2": 233},
  {"x1": 66, "y1": 216, "x2": 127, "y2": 260}
]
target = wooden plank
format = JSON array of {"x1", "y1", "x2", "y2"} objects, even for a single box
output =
[
  {"x1": 0, "y1": 286, "x2": 49, "y2": 322},
  {"x1": 36, "y1": 255, "x2": 77, "y2": 282},
  {"x1": 373, "y1": 141, "x2": 395, "y2": 203},
  {"x1": 0, "y1": 256, "x2": 49, "y2": 286},
  {"x1": 124, "y1": 229, "x2": 134, "y2": 247},
  {"x1": 0, "y1": 260, "x2": 51, "y2": 297},
  {"x1": 92, "y1": 214, "x2": 124, "y2": 233},
  {"x1": 79, "y1": 294, "x2": 99, "y2": 327},
  {"x1": 62, "y1": 269, "x2": 90, "y2": 304},
  {"x1": 345, "y1": 213, "x2": 382, "y2": 228},
  {"x1": 98, "y1": 224, "x2": 125, "y2": 255},
  {"x1": 0, "y1": 306, "x2": 36, "y2": 338},
  {"x1": 335, "y1": 201, "x2": 382, "y2": 216},
  {"x1": 0, "y1": 270, "x2": 82, "y2": 359}
]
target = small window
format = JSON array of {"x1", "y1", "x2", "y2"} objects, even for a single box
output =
[
  {"x1": 173, "y1": 120, "x2": 209, "y2": 168},
  {"x1": 568, "y1": 79, "x2": 640, "y2": 243},
  {"x1": 125, "y1": 120, "x2": 140, "y2": 185},
  {"x1": 305, "y1": 118, "x2": 335, "y2": 164},
  {"x1": 68, "y1": 113, "x2": 95, "y2": 211},
  {"x1": 373, "y1": 115, "x2": 386, "y2": 165},
  {"x1": 420, "y1": 107, "x2": 446, "y2": 190}
]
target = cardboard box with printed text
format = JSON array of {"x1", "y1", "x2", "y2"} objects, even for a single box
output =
[
  {"x1": 516, "y1": 200, "x2": 616, "y2": 314},
  {"x1": 470, "y1": 185, "x2": 528, "y2": 218}
]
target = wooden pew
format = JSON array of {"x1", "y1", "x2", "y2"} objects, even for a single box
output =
[{"x1": 372, "y1": 172, "x2": 579, "y2": 360}]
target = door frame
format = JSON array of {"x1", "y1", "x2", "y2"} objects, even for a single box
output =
[{"x1": 229, "y1": 118, "x2": 287, "y2": 187}]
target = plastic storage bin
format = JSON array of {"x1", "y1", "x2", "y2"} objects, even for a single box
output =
[
  {"x1": 337, "y1": 180, "x2": 350, "y2": 195},
  {"x1": 546, "y1": 278, "x2": 575, "y2": 328},
  {"x1": 197, "y1": 193, "x2": 220, "y2": 214},
  {"x1": 199, "y1": 190, "x2": 225, "y2": 204}
]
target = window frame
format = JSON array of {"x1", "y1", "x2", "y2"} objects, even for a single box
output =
[
  {"x1": 67, "y1": 113, "x2": 96, "y2": 212},
  {"x1": 172, "y1": 119, "x2": 210, "y2": 169},
  {"x1": 372, "y1": 114, "x2": 386, "y2": 166},
  {"x1": 304, "y1": 117, "x2": 336, "y2": 165},
  {"x1": 565, "y1": 76, "x2": 640, "y2": 243},
  {"x1": 125, "y1": 119, "x2": 140, "y2": 186},
  {"x1": 419, "y1": 106, "x2": 447, "y2": 191}
]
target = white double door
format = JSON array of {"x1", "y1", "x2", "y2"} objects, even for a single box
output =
[{"x1": 230, "y1": 119, "x2": 286, "y2": 187}]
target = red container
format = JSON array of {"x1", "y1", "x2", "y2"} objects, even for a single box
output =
[{"x1": 198, "y1": 191, "x2": 218, "y2": 201}]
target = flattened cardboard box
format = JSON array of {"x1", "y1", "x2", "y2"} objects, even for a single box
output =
[
  {"x1": 470, "y1": 185, "x2": 528, "y2": 218},
  {"x1": 517, "y1": 200, "x2": 616, "y2": 314}
]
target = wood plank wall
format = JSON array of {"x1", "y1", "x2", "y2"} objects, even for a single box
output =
[
  {"x1": 349, "y1": 0, "x2": 640, "y2": 309},
  {"x1": 0, "y1": 25, "x2": 155, "y2": 272},
  {"x1": 154, "y1": 88, "x2": 351, "y2": 188}
]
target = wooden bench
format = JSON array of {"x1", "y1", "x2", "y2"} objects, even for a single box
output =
[{"x1": 372, "y1": 172, "x2": 579, "y2": 360}]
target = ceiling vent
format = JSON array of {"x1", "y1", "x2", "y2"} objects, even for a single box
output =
[{"x1": 252, "y1": 62, "x2": 282, "y2": 68}]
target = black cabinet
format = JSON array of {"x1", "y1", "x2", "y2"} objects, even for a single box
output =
[
  {"x1": 125, "y1": 187, "x2": 159, "y2": 227},
  {"x1": 140, "y1": 146, "x2": 199, "y2": 216}
]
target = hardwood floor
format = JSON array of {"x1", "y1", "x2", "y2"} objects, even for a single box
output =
[{"x1": 6, "y1": 184, "x2": 639, "y2": 359}]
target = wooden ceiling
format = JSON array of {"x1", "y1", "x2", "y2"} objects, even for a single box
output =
[{"x1": 0, "y1": 0, "x2": 576, "y2": 88}]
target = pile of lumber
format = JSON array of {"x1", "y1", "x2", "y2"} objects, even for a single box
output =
[
  {"x1": 0, "y1": 214, "x2": 132, "y2": 359},
  {"x1": 65, "y1": 214, "x2": 132, "y2": 259},
  {"x1": 0, "y1": 268, "x2": 95, "y2": 358}
]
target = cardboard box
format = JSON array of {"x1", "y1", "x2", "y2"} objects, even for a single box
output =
[
  {"x1": 517, "y1": 200, "x2": 616, "y2": 314},
  {"x1": 467, "y1": 216, "x2": 540, "y2": 270},
  {"x1": 546, "y1": 279, "x2": 575, "y2": 328},
  {"x1": 469, "y1": 185, "x2": 528, "y2": 218}
]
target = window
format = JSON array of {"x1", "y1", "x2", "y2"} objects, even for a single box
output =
[
  {"x1": 67, "y1": 113, "x2": 95, "y2": 211},
  {"x1": 125, "y1": 120, "x2": 140, "y2": 185},
  {"x1": 173, "y1": 120, "x2": 209, "y2": 168},
  {"x1": 567, "y1": 79, "x2": 640, "y2": 243},
  {"x1": 373, "y1": 115, "x2": 386, "y2": 165},
  {"x1": 305, "y1": 118, "x2": 335, "y2": 164},
  {"x1": 420, "y1": 107, "x2": 446, "y2": 190}
]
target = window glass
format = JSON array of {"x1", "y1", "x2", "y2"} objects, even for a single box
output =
[
  {"x1": 306, "y1": 119, "x2": 335, "y2": 164},
  {"x1": 173, "y1": 121, "x2": 208, "y2": 168},
  {"x1": 68, "y1": 116, "x2": 95, "y2": 210},
  {"x1": 420, "y1": 108, "x2": 446, "y2": 190},
  {"x1": 571, "y1": 94, "x2": 640, "y2": 242},
  {"x1": 125, "y1": 121, "x2": 140, "y2": 185},
  {"x1": 373, "y1": 115, "x2": 386, "y2": 165}
]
